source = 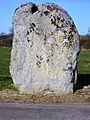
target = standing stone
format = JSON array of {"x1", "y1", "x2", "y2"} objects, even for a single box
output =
[{"x1": 10, "y1": 3, "x2": 80, "y2": 93}]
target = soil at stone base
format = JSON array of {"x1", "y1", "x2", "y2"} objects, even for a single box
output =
[{"x1": 0, "y1": 85, "x2": 90, "y2": 104}]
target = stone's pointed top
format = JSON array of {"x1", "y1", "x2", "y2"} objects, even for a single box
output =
[
  {"x1": 14, "y1": 2, "x2": 37, "y2": 14},
  {"x1": 14, "y1": 2, "x2": 69, "y2": 17}
]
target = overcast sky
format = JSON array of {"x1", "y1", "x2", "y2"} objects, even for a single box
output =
[{"x1": 0, "y1": 0, "x2": 90, "y2": 35}]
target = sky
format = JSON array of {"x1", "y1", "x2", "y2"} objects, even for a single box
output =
[{"x1": 0, "y1": 0, "x2": 90, "y2": 35}]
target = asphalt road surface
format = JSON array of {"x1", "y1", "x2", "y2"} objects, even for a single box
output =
[{"x1": 0, "y1": 103, "x2": 90, "y2": 120}]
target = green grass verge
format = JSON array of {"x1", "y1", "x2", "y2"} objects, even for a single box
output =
[
  {"x1": 0, "y1": 77, "x2": 18, "y2": 91},
  {"x1": 0, "y1": 47, "x2": 90, "y2": 90},
  {"x1": 78, "y1": 51, "x2": 90, "y2": 74},
  {"x1": 0, "y1": 47, "x2": 11, "y2": 77}
]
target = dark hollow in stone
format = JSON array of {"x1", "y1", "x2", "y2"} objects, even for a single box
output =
[
  {"x1": 36, "y1": 54, "x2": 39, "y2": 58},
  {"x1": 68, "y1": 34, "x2": 73, "y2": 41},
  {"x1": 31, "y1": 4, "x2": 38, "y2": 14},
  {"x1": 40, "y1": 56, "x2": 43, "y2": 61},
  {"x1": 30, "y1": 42, "x2": 34, "y2": 47},
  {"x1": 56, "y1": 24, "x2": 61, "y2": 29},
  {"x1": 27, "y1": 38, "x2": 30, "y2": 42},
  {"x1": 21, "y1": 3, "x2": 29, "y2": 8},
  {"x1": 51, "y1": 19, "x2": 53, "y2": 24},
  {"x1": 47, "y1": 5, "x2": 53, "y2": 11},
  {"x1": 51, "y1": 18, "x2": 56, "y2": 26},
  {"x1": 27, "y1": 31, "x2": 29, "y2": 35},
  {"x1": 70, "y1": 24, "x2": 76, "y2": 32},
  {"x1": 57, "y1": 16, "x2": 61, "y2": 20},
  {"x1": 61, "y1": 18, "x2": 65, "y2": 23},
  {"x1": 40, "y1": 13, "x2": 43, "y2": 17},
  {"x1": 46, "y1": 4, "x2": 56, "y2": 11},
  {"x1": 46, "y1": 59, "x2": 49, "y2": 62},
  {"x1": 36, "y1": 61, "x2": 41, "y2": 68},
  {"x1": 43, "y1": 11, "x2": 50, "y2": 16},
  {"x1": 32, "y1": 23, "x2": 36, "y2": 27},
  {"x1": 44, "y1": 36, "x2": 47, "y2": 45}
]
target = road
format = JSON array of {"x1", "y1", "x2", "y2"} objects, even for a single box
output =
[{"x1": 0, "y1": 103, "x2": 90, "y2": 120}]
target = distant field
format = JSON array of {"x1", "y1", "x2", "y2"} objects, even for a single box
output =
[
  {"x1": 0, "y1": 47, "x2": 90, "y2": 77},
  {"x1": 78, "y1": 51, "x2": 90, "y2": 74},
  {"x1": 0, "y1": 47, "x2": 11, "y2": 77}
]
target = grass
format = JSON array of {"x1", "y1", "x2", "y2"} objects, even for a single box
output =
[
  {"x1": 0, "y1": 47, "x2": 18, "y2": 91},
  {"x1": 0, "y1": 77, "x2": 18, "y2": 91},
  {"x1": 78, "y1": 51, "x2": 90, "y2": 74},
  {"x1": 0, "y1": 47, "x2": 11, "y2": 77}
]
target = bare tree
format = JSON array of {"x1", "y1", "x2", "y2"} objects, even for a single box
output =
[
  {"x1": 9, "y1": 27, "x2": 13, "y2": 34},
  {"x1": 87, "y1": 27, "x2": 90, "y2": 36},
  {"x1": 0, "y1": 32, "x2": 6, "y2": 36}
]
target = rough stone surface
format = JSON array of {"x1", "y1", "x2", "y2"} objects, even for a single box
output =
[{"x1": 10, "y1": 3, "x2": 80, "y2": 93}]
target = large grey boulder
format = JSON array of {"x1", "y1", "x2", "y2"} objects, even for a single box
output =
[{"x1": 10, "y1": 3, "x2": 80, "y2": 93}]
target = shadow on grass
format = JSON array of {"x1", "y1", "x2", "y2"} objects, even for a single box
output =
[
  {"x1": 0, "y1": 77, "x2": 18, "y2": 91},
  {"x1": 75, "y1": 74, "x2": 90, "y2": 91}
]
